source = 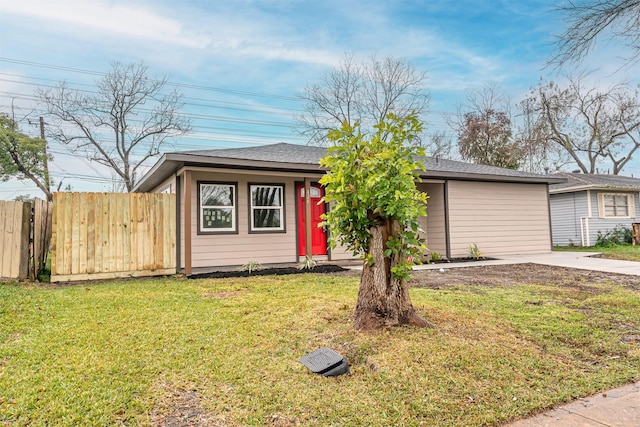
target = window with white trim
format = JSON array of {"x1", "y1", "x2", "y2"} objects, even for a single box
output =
[
  {"x1": 598, "y1": 192, "x2": 635, "y2": 218},
  {"x1": 199, "y1": 183, "x2": 236, "y2": 233},
  {"x1": 249, "y1": 184, "x2": 284, "y2": 232}
]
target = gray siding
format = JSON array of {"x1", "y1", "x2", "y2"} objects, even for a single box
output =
[
  {"x1": 550, "y1": 191, "x2": 588, "y2": 246},
  {"x1": 551, "y1": 190, "x2": 639, "y2": 246},
  {"x1": 587, "y1": 191, "x2": 638, "y2": 245}
]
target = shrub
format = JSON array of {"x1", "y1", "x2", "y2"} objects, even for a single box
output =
[
  {"x1": 297, "y1": 255, "x2": 317, "y2": 270},
  {"x1": 468, "y1": 243, "x2": 483, "y2": 260},
  {"x1": 240, "y1": 259, "x2": 262, "y2": 274},
  {"x1": 595, "y1": 224, "x2": 632, "y2": 247}
]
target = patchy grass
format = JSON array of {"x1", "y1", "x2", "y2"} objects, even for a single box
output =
[
  {"x1": 1, "y1": 272, "x2": 639, "y2": 426},
  {"x1": 554, "y1": 244, "x2": 640, "y2": 262}
]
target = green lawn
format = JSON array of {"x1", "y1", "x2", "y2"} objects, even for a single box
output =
[
  {"x1": 1, "y1": 273, "x2": 639, "y2": 426},
  {"x1": 554, "y1": 244, "x2": 640, "y2": 262}
]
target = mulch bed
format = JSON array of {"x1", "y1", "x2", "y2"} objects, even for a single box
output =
[{"x1": 188, "y1": 264, "x2": 348, "y2": 279}]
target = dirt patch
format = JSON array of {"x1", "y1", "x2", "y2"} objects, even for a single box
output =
[
  {"x1": 151, "y1": 382, "x2": 228, "y2": 427},
  {"x1": 622, "y1": 334, "x2": 640, "y2": 344},
  {"x1": 202, "y1": 290, "x2": 249, "y2": 299},
  {"x1": 188, "y1": 264, "x2": 348, "y2": 280},
  {"x1": 408, "y1": 263, "x2": 640, "y2": 291}
]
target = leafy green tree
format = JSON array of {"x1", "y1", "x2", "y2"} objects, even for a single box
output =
[
  {"x1": 0, "y1": 115, "x2": 52, "y2": 201},
  {"x1": 320, "y1": 112, "x2": 431, "y2": 330}
]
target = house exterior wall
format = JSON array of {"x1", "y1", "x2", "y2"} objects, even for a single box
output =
[
  {"x1": 149, "y1": 168, "x2": 558, "y2": 268},
  {"x1": 327, "y1": 237, "x2": 357, "y2": 261},
  {"x1": 160, "y1": 169, "x2": 354, "y2": 269},
  {"x1": 417, "y1": 182, "x2": 446, "y2": 256},
  {"x1": 154, "y1": 175, "x2": 177, "y2": 194},
  {"x1": 187, "y1": 170, "x2": 297, "y2": 268},
  {"x1": 550, "y1": 190, "x2": 639, "y2": 246},
  {"x1": 550, "y1": 191, "x2": 588, "y2": 246},
  {"x1": 447, "y1": 181, "x2": 551, "y2": 258},
  {"x1": 586, "y1": 190, "x2": 637, "y2": 245}
]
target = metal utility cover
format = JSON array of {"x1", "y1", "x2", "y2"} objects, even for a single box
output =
[{"x1": 299, "y1": 347, "x2": 350, "y2": 377}]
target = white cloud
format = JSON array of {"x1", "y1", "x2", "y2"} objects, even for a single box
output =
[
  {"x1": 0, "y1": 0, "x2": 210, "y2": 48},
  {"x1": 0, "y1": 0, "x2": 342, "y2": 68}
]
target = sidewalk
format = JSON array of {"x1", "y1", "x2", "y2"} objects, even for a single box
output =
[
  {"x1": 414, "y1": 251, "x2": 640, "y2": 427},
  {"x1": 506, "y1": 380, "x2": 640, "y2": 427},
  {"x1": 414, "y1": 250, "x2": 640, "y2": 276}
]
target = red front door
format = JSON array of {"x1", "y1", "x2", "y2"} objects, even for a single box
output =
[{"x1": 296, "y1": 183, "x2": 327, "y2": 256}]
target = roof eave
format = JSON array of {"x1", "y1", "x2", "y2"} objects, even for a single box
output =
[
  {"x1": 134, "y1": 152, "x2": 565, "y2": 193},
  {"x1": 420, "y1": 170, "x2": 566, "y2": 184},
  {"x1": 133, "y1": 153, "x2": 325, "y2": 193},
  {"x1": 550, "y1": 184, "x2": 640, "y2": 194}
]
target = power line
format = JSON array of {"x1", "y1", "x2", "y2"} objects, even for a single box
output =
[{"x1": 0, "y1": 57, "x2": 301, "y2": 101}]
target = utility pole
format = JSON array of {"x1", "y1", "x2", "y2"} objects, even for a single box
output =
[
  {"x1": 27, "y1": 116, "x2": 52, "y2": 200},
  {"x1": 38, "y1": 117, "x2": 51, "y2": 200}
]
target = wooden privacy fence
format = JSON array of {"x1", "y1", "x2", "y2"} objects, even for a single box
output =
[
  {"x1": 0, "y1": 199, "x2": 53, "y2": 282},
  {"x1": 33, "y1": 198, "x2": 53, "y2": 278},
  {"x1": 51, "y1": 192, "x2": 176, "y2": 282}
]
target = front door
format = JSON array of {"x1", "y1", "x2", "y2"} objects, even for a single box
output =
[{"x1": 296, "y1": 183, "x2": 327, "y2": 256}]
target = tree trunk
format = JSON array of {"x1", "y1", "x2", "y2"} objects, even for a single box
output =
[{"x1": 353, "y1": 218, "x2": 432, "y2": 330}]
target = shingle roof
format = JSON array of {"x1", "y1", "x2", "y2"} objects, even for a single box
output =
[
  {"x1": 420, "y1": 156, "x2": 550, "y2": 180},
  {"x1": 178, "y1": 142, "x2": 555, "y2": 180},
  {"x1": 549, "y1": 172, "x2": 640, "y2": 192},
  {"x1": 135, "y1": 142, "x2": 563, "y2": 192},
  {"x1": 178, "y1": 142, "x2": 326, "y2": 165}
]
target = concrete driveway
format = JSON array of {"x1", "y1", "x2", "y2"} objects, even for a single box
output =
[{"x1": 415, "y1": 251, "x2": 640, "y2": 276}]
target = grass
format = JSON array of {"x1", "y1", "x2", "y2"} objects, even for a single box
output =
[
  {"x1": 1, "y1": 273, "x2": 639, "y2": 426},
  {"x1": 554, "y1": 244, "x2": 640, "y2": 262}
]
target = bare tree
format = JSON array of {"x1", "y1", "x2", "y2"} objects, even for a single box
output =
[
  {"x1": 296, "y1": 53, "x2": 429, "y2": 145},
  {"x1": 514, "y1": 96, "x2": 570, "y2": 174},
  {"x1": 425, "y1": 130, "x2": 456, "y2": 159},
  {"x1": 551, "y1": 0, "x2": 640, "y2": 68},
  {"x1": 38, "y1": 62, "x2": 191, "y2": 192},
  {"x1": 525, "y1": 75, "x2": 640, "y2": 174}
]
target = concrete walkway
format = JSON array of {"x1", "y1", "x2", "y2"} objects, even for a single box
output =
[
  {"x1": 413, "y1": 250, "x2": 640, "y2": 275},
  {"x1": 414, "y1": 251, "x2": 640, "y2": 427},
  {"x1": 506, "y1": 380, "x2": 640, "y2": 427}
]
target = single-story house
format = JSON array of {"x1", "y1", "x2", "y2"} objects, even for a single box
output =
[
  {"x1": 549, "y1": 172, "x2": 640, "y2": 246},
  {"x1": 133, "y1": 142, "x2": 564, "y2": 274}
]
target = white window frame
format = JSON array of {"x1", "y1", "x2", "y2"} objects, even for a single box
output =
[
  {"x1": 597, "y1": 192, "x2": 635, "y2": 219},
  {"x1": 199, "y1": 182, "x2": 237, "y2": 233},
  {"x1": 249, "y1": 184, "x2": 285, "y2": 232}
]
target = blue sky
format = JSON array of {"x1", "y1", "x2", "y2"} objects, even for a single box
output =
[{"x1": 1, "y1": 0, "x2": 639, "y2": 200}]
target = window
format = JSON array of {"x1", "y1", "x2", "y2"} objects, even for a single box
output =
[
  {"x1": 199, "y1": 183, "x2": 237, "y2": 233},
  {"x1": 249, "y1": 184, "x2": 285, "y2": 232},
  {"x1": 598, "y1": 193, "x2": 635, "y2": 218}
]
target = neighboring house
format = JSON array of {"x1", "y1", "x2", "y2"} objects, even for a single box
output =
[
  {"x1": 549, "y1": 172, "x2": 640, "y2": 246},
  {"x1": 133, "y1": 143, "x2": 564, "y2": 274}
]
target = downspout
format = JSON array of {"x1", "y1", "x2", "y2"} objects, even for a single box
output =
[
  {"x1": 304, "y1": 178, "x2": 312, "y2": 259},
  {"x1": 175, "y1": 173, "x2": 182, "y2": 272},
  {"x1": 580, "y1": 217, "x2": 590, "y2": 247},
  {"x1": 546, "y1": 184, "x2": 553, "y2": 251},
  {"x1": 184, "y1": 170, "x2": 192, "y2": 275},
  {"x1": 584, "y1": 189, "x2": 593, "y2": 246}
]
